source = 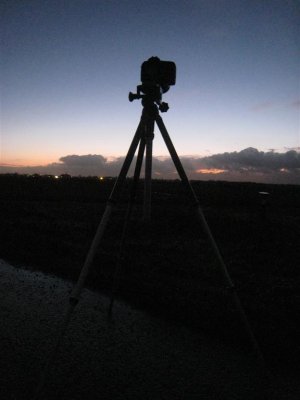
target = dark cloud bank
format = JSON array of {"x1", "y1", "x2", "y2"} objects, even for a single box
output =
[{"x1": 1, "y1": 148, "x2": 300, "y2": 184}]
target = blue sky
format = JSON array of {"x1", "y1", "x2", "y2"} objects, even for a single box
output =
[{"x1": 1, "y1": 0, "x2": 299, "y2": 183}]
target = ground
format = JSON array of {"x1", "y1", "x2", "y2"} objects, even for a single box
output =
[{"x1": 0, "y1": 175, "x2": 299, "y2": 398}]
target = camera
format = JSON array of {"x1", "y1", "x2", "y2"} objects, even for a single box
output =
[
  {"x1": 129, "y1": 57, "x2": 176, "y2": 109},
  {"x1": 141, "y1": 57, "x2": 176, "y2": 92}
]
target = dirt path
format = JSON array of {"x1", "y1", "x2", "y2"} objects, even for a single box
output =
[{"x1": 0, "y1": 259, "x2": 296, "y2": 399}]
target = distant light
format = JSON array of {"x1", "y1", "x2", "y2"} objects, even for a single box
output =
[
  {"x1": 259, "y1": 192, "x2": 270, "y2": 196},
  {"x1": 99, "y1": 176, "x2": 104, "y2": 181},
  {"x1": 55, "y1": 175, "x2": 59, "y2": 179}
]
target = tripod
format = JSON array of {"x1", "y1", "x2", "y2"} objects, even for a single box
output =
[
  {"x1": 34, "y1": 90, "x2": 274, "y2": 399},
  {"x1": 69, "y1": 91, "x2": 267, "y2": 367}
]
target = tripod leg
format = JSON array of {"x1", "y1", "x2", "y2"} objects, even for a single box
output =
[
  {"x1": 131, "y1": 137, "x2": 146, "y2": 202},
  {"x1": 108, "y1": 137, "x2": 146, "y2": 318},
  {"x1": 70, "y1": 121, "x2": 143, "y2": 303},
  {"x1": 155, "y1": 114, "x2": 269, "y2": 375},
  {"x1": 108, "y1": 120, "x2": 144, "y2": 203},
  {"x1": 144, "y1": 134, "x2": 154, "y2": 221}
]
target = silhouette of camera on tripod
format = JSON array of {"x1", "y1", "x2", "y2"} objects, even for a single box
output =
[{"x1": 129, "y1": 56, "x2": 176, "y2": 112}]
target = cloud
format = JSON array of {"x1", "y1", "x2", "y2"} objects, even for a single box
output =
[
  {"x1": 198, "y1": 147, "x2": 300, "y2": 171},
  {"x1": 250, "y1": 102, "x2": 274, "y2": 112},
  {"x1": 1, "y1": 148, "x2": 300, "y2": 184},
  {"x1": 190, "y1": 148, "x2": 300, "y2": 183},
  {"x1": 59, "y1": 154, "x2": 107, "y2": 166},
  {"x1": 284, "y1": 146, "x2": 300, "y2": 152},
  {"x1": 291, "y1": 100, "x2": 300, "y2": 108},
  {"x1": 250, "y1": 100, "x2": 300, "y2": 111},
  {"x1": 57, "y1": 154, "x2": 109, "y2": 176}
]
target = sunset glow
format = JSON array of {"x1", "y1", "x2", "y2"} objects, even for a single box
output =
[{"x1": 196, "y1": 169, "x2": 227, "y2": 175}]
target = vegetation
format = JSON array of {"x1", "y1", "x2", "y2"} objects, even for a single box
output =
[{"x1": 0, "y1": 173, "x2": 299, "y2": 375}]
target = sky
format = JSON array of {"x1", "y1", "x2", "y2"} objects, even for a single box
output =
[{"x1": 1, "y1": 0, "x2": 300, "y2": 184}]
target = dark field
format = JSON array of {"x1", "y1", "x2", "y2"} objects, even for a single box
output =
[{"x1": 1, "y1": 174, "x2": 299, "y2": 376}]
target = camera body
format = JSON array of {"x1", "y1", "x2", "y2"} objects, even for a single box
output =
[
  {"x1": 129, "y1": 57, "x2": 176, "y2": 110},
  {"x1": 141, "y1": 57, "x2": 176, "y2": 93},
  {"x1": 141, "y1": 57, "x2": 176, "y2": 89}
]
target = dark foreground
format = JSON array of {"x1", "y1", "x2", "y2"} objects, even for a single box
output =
[
  {"x1": 0, "y1": 174, "x2": 299, "y2": 388},
  {"x1": 2, "y1": 259, "x2": 287, "y2": 400}
]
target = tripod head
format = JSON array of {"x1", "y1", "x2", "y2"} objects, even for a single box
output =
[{"x1": 129, "y1": 57, "x2": 176, "y2": 113}]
